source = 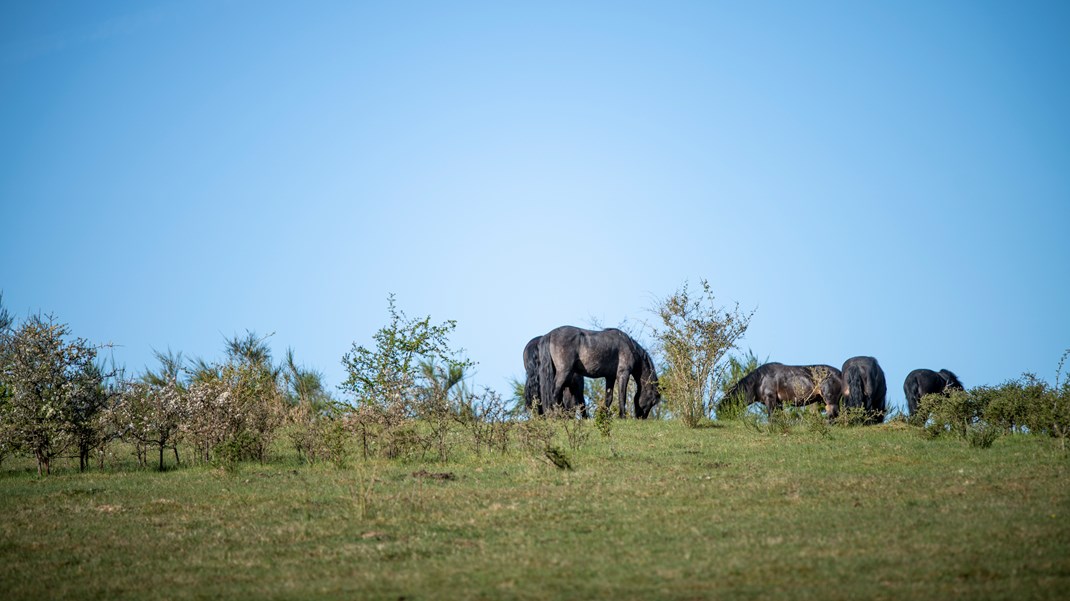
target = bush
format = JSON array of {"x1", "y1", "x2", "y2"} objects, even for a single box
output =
[
  {"x1": 1020, "y1": 367, "x2": 1070, "y2": 448},
  {"x1": 0, "y1": 314, "x2": 104, "y2": 475},
  {"x1": 115, "y1": 379, "x2": 188, "y2": 471},
  {"x1": 911, "y1": 353, "x2": 1070, "y2": 450},
  {"x1": 653, "y1": 280, "x2": 754, "y2": 428},
  {"x1": 979, "y1": 377, "x2": 1046, "y2": 433},
  {"x1": 966, "y1": 422, "x2": 1001, "y2": 449},
  {"x1": 339, "y1": 295, "x2": 473, "y2": 460},
  {"x1": 183, "y1": 334, "x2": 286, "y2": 464},
  {"x1": 832, "y1": 406, "x2": 872, "y2": 427},
  {"x1": 917, "y1": 389, "x2": 987, "y2": 437}
]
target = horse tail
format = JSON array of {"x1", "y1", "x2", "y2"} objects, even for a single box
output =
[
  {"x1": 847, "y1": 368, "x2": 866, "y2": 412},
  {"x1": 523, "y1": 339, "x2": 541, "y2": 414},
  {"x1": 904, "y1": 374, "x2": 920, "y2": 416},
  {"x1": 538, "y1": 335, "x2": 556, "y2": 413},
  {"x1": 870, "y1": 367, "x2": 887, "y2": 423}
]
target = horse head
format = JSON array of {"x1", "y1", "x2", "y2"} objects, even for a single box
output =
[
  {"x1": 635, "y1": 350, "x2": 662, "y2": 418},
  {"x1": 939, "y1": 369, "x2": 964, "y2": 391}
]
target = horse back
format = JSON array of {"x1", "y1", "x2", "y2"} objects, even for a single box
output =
[{"x1": 548, "y1": 326, "x2": 634, "y2": 378}]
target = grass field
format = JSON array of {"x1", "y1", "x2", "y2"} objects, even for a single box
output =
[{"x1": 1, "y1": 419, "x2": 1068, "y2": 600}]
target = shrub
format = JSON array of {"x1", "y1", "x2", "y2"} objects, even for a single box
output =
[
  {"x1": 917, "y1": 389, "x2": 987, "y2": 437},
  {"x1": 594, "y1": 403, "x2": 613, "y2": 438},
  {"x1": 653, "y1": 280, "x2": 754, "y2": 428},
  {"x1": 1021, "y1": 351, "x2": 1070, "y2": 448},
  {"x1": 832, "y1": 406, "x2": 872, "y2": 427},
  {"x1": 966, "y1": 422, "x2": 1001, "y2": 449},
  {"x1": 183, "y1": 334, "x2": 286, "y2": 464},
  {"x1": 339, "y1": 295, "x2": 473, "y2": 460},
  {"x1": 0, "y1": 314, "x2": 103, "y2": 475},
  {"x1": 458, "y1": 389, "x2": 513, "y2": 455},
  {"x1": 116, "y1": 379, "x2": 188, "y2": 470},
  {"x1": 980, "y1": 377, "x2": 1046, "y2": 433}
]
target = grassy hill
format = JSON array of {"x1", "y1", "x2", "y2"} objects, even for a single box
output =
[{"x1": 1, "y1": 419, "x2": 1068, "y2": 600}]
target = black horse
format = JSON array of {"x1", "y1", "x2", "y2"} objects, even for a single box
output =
[
  {"x1": 523, "y1": 335, "x2": 584, "y2": 416},
  {"x1": 840, "y1": 356, "x2": 887, "y2": 424},
  {"x1": 538, "y1": 326, "x2": 661, "y2": 418},
  {"x1": 903, "y1": 368, "x2": 964, "y2": 416},
  {"x1": 725, "y1": 362, "x2": 843, "y2": 418}
]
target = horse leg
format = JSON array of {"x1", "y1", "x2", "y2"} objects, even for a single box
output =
[
  {"x1": 617, "y1": 369, "x2": 631, "y2": 418},
  {"x1": 573, "y1": 377, "x2": 588, "y2": 419},
  {"x1": 568, "y1": 376, "x2": 586, "y2": 418},
  {"x1": 604, "y1": 376, "x2": 616, "y2": 413},
  {"x1": 631, "y1": 378, "x2": 644, "y2": 418},
  {"x1": 551, "y1": 369, "x2": 572, "y2": 414},
  {"x1": 763, "y1": 388, "x2": 778, "y2": 417}
]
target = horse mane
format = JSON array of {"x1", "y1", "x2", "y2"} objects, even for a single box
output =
[
  {"x1": 633, "y1": 338, "x2": 658, "y2": 382},
  {"x1": 940, "y1": 369, "x2": 964, "y2": 390}
]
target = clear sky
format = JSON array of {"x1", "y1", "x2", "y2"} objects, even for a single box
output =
[{"x1": 2, "y1": 1, "x2": 1068, "y2": 414}]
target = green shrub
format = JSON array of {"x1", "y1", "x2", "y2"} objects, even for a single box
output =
[
  {"x1": 832, "y1": 406, "x2": 871, "y2": 427},
  {"x1": 917, "y1": 389, "x2": 987, "y2": 437},
  {"x1": 715, "y1": 391, "x2": 748, "y2": 421},
  {"x1": 966, "y1": 422, "x2": 1001, "y2": 449},
  {"x1": 801, "y1": 406, "x2": 830, "y2": 437},
  {"x1": 1021, "y1": 375, "x2": 1070, "y2": 448},
  {"x1": 594, "y1": 404, "x2": 613, "y2": 438},
  {"x1": 653, "y1": 280, "x2": 754, "y2": 428},
  {"x1": 980, "y1": 377, "x2": 1045, "y2": 433}
]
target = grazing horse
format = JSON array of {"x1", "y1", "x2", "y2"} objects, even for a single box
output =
[
  {"x1": 725, "y1": 362, "x2": 843, "y2": 418},
  {"x1": 538, "y1": 326, "x2": 661, "y2": 418},
  {"x1": 903, "y1": 368, "x2": 963, "y2": 416},
  {"x1": 840, "y1": 356, "x2": 887, "y2": 424},
  {"x1": 523, "y1": 336, "x2": 584, "y2": 416}
]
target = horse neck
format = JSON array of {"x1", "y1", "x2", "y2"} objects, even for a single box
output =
[
  {"x1": 634, "y1": 346, "x2": 657, "y2": 384},
  {"x1": 730, "y1": 370, "x2": 758, "y2": 401}
]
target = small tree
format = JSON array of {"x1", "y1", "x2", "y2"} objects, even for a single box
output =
[
  {"x1": 339, "y1": 295, "x2": 473, "y2": 459},
  {"x1": 67, "y1": 361, "x2": 115, "y2": 471},
  {"x1": 0, "y1": 315, "x2": 100, "y2": 475},
  {"x1": 182, "y1": 333, "x2": 286, "y2": 464},
  {"x1": 653, "y1": 280, "x2": 754, "y2": 428},
  {"x1": 117, "y1": 380, "x2": 187, "y2": 470},
  {"x1": 283, "y1": 349, "x2": 343, "y2": 464}
]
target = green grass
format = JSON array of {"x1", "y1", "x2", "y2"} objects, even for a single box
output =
[{"x1": 1, "y1": 421, "x2": 1068, "y2": 600}]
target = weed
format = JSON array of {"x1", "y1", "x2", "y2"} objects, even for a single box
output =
[
  {"x1": 966, "y1": 422, "x2": 1001, "y2": 449},
  {"x1": 544, "y1": 445, "x2": 573, "y2": 470}
]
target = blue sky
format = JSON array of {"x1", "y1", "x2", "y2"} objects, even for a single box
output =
[{"x1": 2, "y1": 1, "x2": 1068, "y2": 413}]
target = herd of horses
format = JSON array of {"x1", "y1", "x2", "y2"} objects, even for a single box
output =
[{"x1": 523, "y1": 325, "x2": 964, "y2": 422}]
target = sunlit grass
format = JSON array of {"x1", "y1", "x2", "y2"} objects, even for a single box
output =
[{"x1": 1, "y1": 420, "x2": 1068, "y2": 600}]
